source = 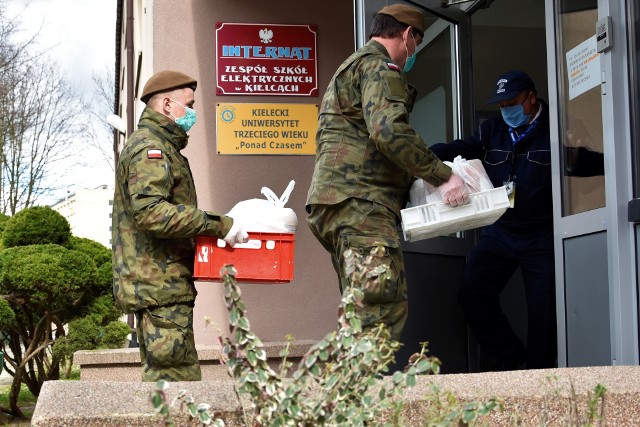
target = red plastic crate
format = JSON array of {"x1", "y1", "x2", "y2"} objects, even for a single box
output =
[{"x1": 194, "y1": 232, "x2": 295, "y2": 283}]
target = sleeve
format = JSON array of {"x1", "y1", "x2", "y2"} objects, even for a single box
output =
[
  {"x1": 127, "y1": 147, "x2": 233, "y2": 239},
  {"x1": 565, "y1": 146, "x2": 605, "y2": 177},
  {"x1": 359, "y1": 58, "x2": 452, "y2": 187},
  {"x1": 430, "y1": 122, "x2": 489, "y2": 162}
]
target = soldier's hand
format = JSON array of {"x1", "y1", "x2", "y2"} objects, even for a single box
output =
[
  {"x1": 438, "y1": 173, "x2": 469, "y2": 207},
  {"x1": 223, "y1": 217, "x2": 249, "y2": 247}
]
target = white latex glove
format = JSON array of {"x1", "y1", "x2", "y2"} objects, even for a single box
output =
[
  {"x1": 223, "y1": 217, "x2": 249, "y2": 247},
  {"x1": 438, "y1": 173, "x2": 469, "y2": 207}
]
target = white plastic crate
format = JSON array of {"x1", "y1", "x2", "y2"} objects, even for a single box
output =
[{"x1": 401, "y1": 186, "x2": 510, "y2": 242}]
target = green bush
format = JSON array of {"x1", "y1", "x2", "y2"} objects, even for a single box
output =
[
  {"x1": 95, "y1": 261, "x2": 113, "y2": 290},
  {"x1": 0, "y1": 206, "x2": 119, "y2": 420},
  {"x1": 0, "y1": 298, "x2": 15, "y2": 331},
  {"x1": 0, "y1": 244, "x2": 99, "y2": 317},
  {"x1": 68, "y1": 236, "x2": 113, "y2": 295},
  {"x1": 0, "y1": 213, "x2": 10, "y2": 249},
  {"x1": 1, "y1": 206, "x2": 71, "y2": 248},
  {"x1": 67, "y1": 236, "x2": 110, "y2": 264},
  {"x1": 54, "y1": 295, "x2": 130, "y2": 377}
]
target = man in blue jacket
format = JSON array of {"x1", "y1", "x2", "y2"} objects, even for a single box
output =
[{"x1": 430, "y1": 71, "x2": 556, "y2": 370}]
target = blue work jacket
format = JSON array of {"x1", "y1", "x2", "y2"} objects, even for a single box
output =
[{"x1": 429, "y1": 101, "x2": 552, "y2": 232}]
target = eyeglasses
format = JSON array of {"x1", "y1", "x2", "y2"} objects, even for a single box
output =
[
  {"x1": 169, "y1": 98, "x2": 195, "y2": 110},
  {"x1": 498, "y1": 91, "x2": 531, "y2": 109}
]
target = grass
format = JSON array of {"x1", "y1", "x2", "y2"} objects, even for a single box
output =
[
  {"x1": 65, "y1": 369, "x2": 81, "y2": 381},
  {"x1": 0, "y1": 383, "x2": 36, "y2": 425},
  {"x1": 0, "y1": 383, "x2": 37, "y2": 408},
  {"x1": 0, "y1": 364, "x2": 79, "y2": 425}
]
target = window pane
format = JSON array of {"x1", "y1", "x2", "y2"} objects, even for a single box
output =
[
  {"x1": 409, "y1": 22, "x2": 455, "y2": 145},
  {"x1": 556, "y1": 3, "x2": 606, "y2": 216}
]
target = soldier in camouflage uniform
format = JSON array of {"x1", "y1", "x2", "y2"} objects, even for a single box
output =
[
  {"x1": 306, "y1": 5, "x2": 469, "y2": 341},
  {"x1": 112, "y1": 70, "x2": 249, "y2": 381}
]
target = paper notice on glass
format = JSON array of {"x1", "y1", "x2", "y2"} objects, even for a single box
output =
[{"x1": 566, "y1": 36, "x2": 601, "y2": 101}]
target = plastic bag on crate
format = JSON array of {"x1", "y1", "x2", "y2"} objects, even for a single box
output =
[
  {"x1": 409, "y1": 156, "x2": 493, "y2": 206},
  {"x1": 226, "y1": 180, "x2": 298, "y2": 233}
]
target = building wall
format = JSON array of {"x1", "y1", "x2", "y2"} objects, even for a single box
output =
[
  {"x1": 132, "y1": 0, "x2": 356, "y2": 345},
  {"x1": 116, "y1": 0, "x2": 640, "y2": 366},
  {"x1": 50, "y1": 185, "x2": 113, "y2": 248}
]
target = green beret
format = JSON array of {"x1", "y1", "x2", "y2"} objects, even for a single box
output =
[
  {"x1": 378, "y1": 4, "x2": 425, "y2": 37},
  {"x1": 140, "y1": 70, "x2": 197, "y2": 103}
]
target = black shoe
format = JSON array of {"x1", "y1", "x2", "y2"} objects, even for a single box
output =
[
  {"x1": 478, "y1": 351, "x2": 526, "y2": 372},
  {"x1": 499, "y1": 356, "x2": 526, "y2": 371}
]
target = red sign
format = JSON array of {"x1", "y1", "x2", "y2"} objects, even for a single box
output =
[{"x1": 216, "y1": 23, "x2": 318, "y2": 96}]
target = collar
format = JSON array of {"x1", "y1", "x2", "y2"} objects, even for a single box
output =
[
  {"x1": 366, "y1": 39, "x2": 392, "y2": 59},
  {"x1": 510, "y1": 103, "x2": 543, "y2": 132},
  {"x1": 365, "y1": 39, "x2": 405, "y2": 72},
  {"x1": 529, "y1": 102, "x2": 542, "y2": 123},
  {"x1": 139, "y1": 107, "x2": 189, "y2": 150}
]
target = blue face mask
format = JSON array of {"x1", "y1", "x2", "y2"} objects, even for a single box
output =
[
  {"x1": 500, "y1": 103, "x2": 531, "y2": 128},
  {"x1": 403, "y1": 33, "x2": 417, "y2": 73},
  {"x1": 170, "y1": 99, "x2": 197, "y2": 132}
]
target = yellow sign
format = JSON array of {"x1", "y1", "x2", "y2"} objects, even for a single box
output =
[{"x1": 216, "y1": 103, "x2": 317, "y2": 155}]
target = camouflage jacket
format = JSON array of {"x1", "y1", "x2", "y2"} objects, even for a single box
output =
[
  {"x1": 306, "y1": 40, "x2": 452, "y2": 218},
  {"x1": 112, "y1": 107, "x2": 233, "y2": 314}
]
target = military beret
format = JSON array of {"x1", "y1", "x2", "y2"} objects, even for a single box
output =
[
  {"x1": 378, "y1": 4, "x2": 425, "y2": 38},
  {"x1": 140, "y1": 70, "x2": 197, "y2": 103}
]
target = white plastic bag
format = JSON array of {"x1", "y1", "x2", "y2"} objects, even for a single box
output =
[
  {"x1": 450, "y1": 156, "x2": 493, "y2": 193},
  {"x1": 226, "y1": 180, "x2": 298, "y2": 233},
  {"x1": 409, "y1": 156, "x2": 493, "y2": 206}
]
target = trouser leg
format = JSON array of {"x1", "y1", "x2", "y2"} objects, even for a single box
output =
[
  {"x1": 136, "y1": 302, "x2": 201, "y2": 382},
  {"x1": 458, "y1": 234, "x2": 527, "y2": 364},
  {"x1": 307, "y1": 199, "x2": 408, "y2": 341},
  {"x1": 519, "y1": 237, "x2": 557, "y2": 369},
  {"x1": 334, "y1": 235, "x2": 408, "y2": 340}
]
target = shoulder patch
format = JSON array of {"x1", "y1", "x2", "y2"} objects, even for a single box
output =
[
  {"x1": 147, "y1": 149, "x2": 163, "y2": 159},
  {"x1": 387, "y1": 62, "x2": 401, "y2": 72}
]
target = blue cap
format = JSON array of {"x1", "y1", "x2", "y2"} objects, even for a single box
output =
[{"x1": 486, "y1": 70, "x2": 536, "y2": 104}]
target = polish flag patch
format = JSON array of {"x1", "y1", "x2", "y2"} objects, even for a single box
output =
[
  {"x1": 147, "y1": 149, "x2": 163, "y2": 159},
  {"x1": 387, "y1": 62, "x2": 401, "y2": 71}
]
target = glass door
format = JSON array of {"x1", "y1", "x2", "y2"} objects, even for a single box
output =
[
  {"x1": 556, "y1": 2, "x2": 606, "y2": 216},
  {"x1": 548, "y1": 0, "x2": 638, "y2": 367},
  {"x1": 357, "y1": 0, "x2": 476, "y2": 373}
]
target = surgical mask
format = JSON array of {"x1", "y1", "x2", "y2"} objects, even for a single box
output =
[
  {"x1": 403, "y1": 33, "x2": 417, "y2": 73},
  {"x1": 169, "y1": 99, "x2": 197, "y2": 132},
  {"x1": 500, "y1": 103, "x2": 531, "y2": 128}
]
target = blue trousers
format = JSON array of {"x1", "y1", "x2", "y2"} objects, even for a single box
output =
[{"x1": 458, "y1": 224, "x2": 557, "y2": 369}]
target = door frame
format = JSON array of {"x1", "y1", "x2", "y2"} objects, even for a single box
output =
[{"x1": 545, "y1": 0, "x2": 639, "y2": 367}]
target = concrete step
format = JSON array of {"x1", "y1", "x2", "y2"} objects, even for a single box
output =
[
  {"x1": 74, "y1": 342, "x2": 314, "y2": 382},
  {"x1": 31, "y1": 365, "x2": 640, "y2": 426}
]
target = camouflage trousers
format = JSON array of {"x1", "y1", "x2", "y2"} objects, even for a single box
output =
[
  {"x1": 307, "y1": 198, "x2": 408, "y2": 341},
  {"x1": 135, "y1": 302, "x2": 201, "y2": 382}
]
